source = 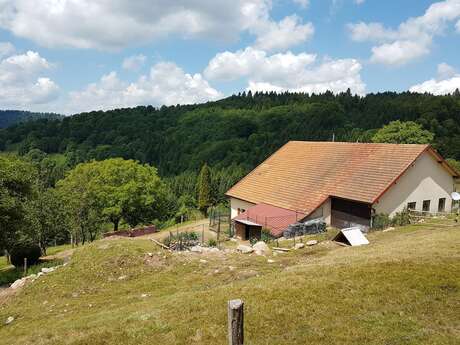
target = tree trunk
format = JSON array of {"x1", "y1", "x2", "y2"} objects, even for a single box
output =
[{"x1": 113, "y1": 218, "x2": 120, "y2": 231}]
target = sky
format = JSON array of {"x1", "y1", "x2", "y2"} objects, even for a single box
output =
[{"x1": 0, "y1": 0, "x2": 459, "y2": 115}]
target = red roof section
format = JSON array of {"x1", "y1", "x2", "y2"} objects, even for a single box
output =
[
  {"x1": 234, "y1": 203, "x2": 304, "y2": 237},
  {"x1": 227, "y1": 141, "x2": 456, "y2": 217}
]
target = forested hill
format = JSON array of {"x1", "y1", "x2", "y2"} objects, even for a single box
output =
[
  {"x1": 1, "y1": 91, "x2": 460, "y2": 176},
  {"x1": 0, "y1": 110, "x2": 62, "y2": 129}
]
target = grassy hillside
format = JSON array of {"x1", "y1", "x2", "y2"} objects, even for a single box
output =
[{"x1": 0, "y1": 222, "x2": 459, "y2": 345}]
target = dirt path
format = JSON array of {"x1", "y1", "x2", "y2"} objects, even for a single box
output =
[
  {"x1": 146, "y1": 219, "x2": 215, "y2": 240},
  {"x1": 41, "y1": 248, "x2": 75, "y2": 263}
]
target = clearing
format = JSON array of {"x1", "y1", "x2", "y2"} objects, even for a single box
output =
[{"x1": 0, "y1": 221, "x2": 458, "y2": 345}]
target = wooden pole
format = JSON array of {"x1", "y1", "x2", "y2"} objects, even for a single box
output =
[
  {"x1": 202, "y1": 224, "x2": 205, "y2": 245},
  {"x1": 217, "y1": 214, "x2": 221, "y2": 247},
  {"x1": 23, "y1": 257, "x2": 28, "y2": 277},
  {"x1": 228, "y1": 299, "x2": 244, "y2": 345}
]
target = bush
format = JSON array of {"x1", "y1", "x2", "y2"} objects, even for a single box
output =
[
  {"x1": 163, "y1": 231, "x2": 199, "y2": 248},
  {"x1": 207, "y1": 238, "x2": 217, "y2": 247},
  {"x1": 249, "y1": 237, "x2": 258, "y2": 246},
  {"x1": 391, "y1": 208, "x2": 411, "y2": 226},
  {"x1": 10, "y1": 242, "x2": 42, "y2": 267},
  {"x1": 261, "y1": 228, "x2": 273, "y2": 243},
  {"x1": 371, "y1": 213, "x2": 391, "y2": 230}
]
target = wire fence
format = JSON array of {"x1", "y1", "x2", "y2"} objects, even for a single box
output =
[{"x1": 235, "y1": 211, "x2": 305, "y2": 237}]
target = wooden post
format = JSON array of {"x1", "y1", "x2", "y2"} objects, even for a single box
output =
[
  {"x1": 217, "y1": 214, "x2": 221, "y2": 247},
  {"x1": 23, "y1": 257, "x2": 28, "y2": 277},
  {"x1": 228, "y1": 299, "x2": 244, "y2": 345},
  {"x1": 202, "y1": 224, "x2": 205, "y2": 245}
]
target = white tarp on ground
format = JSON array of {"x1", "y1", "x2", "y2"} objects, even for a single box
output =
[{"x1": 333, "y1": 227, "x2": 369, "y2": 246}]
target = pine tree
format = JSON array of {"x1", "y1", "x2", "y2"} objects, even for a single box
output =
[{"x1": 196, "y1": 163, "x2": 212, "y2": 216}]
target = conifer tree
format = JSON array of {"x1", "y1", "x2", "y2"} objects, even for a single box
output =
[{"x1": 196, "y1": 163, "x2": 212, "y2": 216}]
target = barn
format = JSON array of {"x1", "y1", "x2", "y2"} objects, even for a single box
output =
[{"x1": 226, "y1": 141, "x2": 459, "y2": 239}]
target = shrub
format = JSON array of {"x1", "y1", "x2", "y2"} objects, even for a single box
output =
[
  {"x1": 391, "y1": 208, "x2": 411, "y2": 226},
  {"x1": 249, "y1": 237, "x2": 258, "y2": 246},
  {"x1": 10, "y1": 242, "x2": 42, "y2": 267},
  {"x1": 163, "y1": 231, "x2": 199, "y2": 248},
  {"x1": 207, "y1": 238, "x2": 217, "y2": 247},
  {"x1": 261, "y1": 228, "x2": 273, "y2": 243},
  {"x1": 371, "y1": 213, "x2": 391, "y2": 230}
]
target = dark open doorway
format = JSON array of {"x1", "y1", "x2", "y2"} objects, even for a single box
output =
[{"x1": 331, "y1": 197, "x2": 372, "y2": 229}]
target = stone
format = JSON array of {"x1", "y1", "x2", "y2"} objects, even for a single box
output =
[
  {"x1": 294, "y1": 243, "x2": 305, "y2": 249},
  {"x1": 267, "y1": 259, "x2": 275, "y2": 263},
  {"x1": 5, "y1": 316, "x2": 14, "y2": 325},
  {"x1": 228, "y1": 266, "x2": 235, "y2": 271},
  {"x1": 141, "y1": 294, "x2": 148, "y2": 298},
  {"x1": 383, "y1": 227, "x2": 395, "y2": 232},
  {"x1": 147, "y1": 252, "x2": 153, "y2": 257},
  {"x1": 252, "y1": 241, "x2": 271, "y2": 255},
  {"x1": 10, "y1": 278, "x2": 26, "y2": 290},
  {"x1": 190, "y1": 246, "x2": 203, "y2": 253},
  {"x1": 237, "y1": 245, "x2": 254, "y2": 254},
  {"x1": 41, "y1": 267, "x2": 55, "y2": 273},
  {"x1": 306, "y1": 240, "x2": 318, "y2": 246},
  {"x1": 209, "y1": 247, "x2": 220, "y2": 253},
  {"x1": 118, "y1": 275, "x2": 127, "y2": 280},
  {"x1": 199, "y1": 259, "x2": 207, "y2": 263}
]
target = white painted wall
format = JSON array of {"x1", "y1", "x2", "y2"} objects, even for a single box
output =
[
  {"x1": 374, "y1": 152, "x2": 455, "y2": 216},
  {"x1": 230, "y1": 197, "x2": 256, "y2": 219},
  {"x1": 304, "y1": 198, "x2": 331, "y2": 225}
]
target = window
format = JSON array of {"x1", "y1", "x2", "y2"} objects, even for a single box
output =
[
  {"x1": 407, "y1": 202, "x2": 416, "y2": 210},
  {"x1": 422, "y1": 200, "x2": 431, "y2": 212},
  {"x1": 438, "y1": 198, "x2": 446, "y2": 213}
]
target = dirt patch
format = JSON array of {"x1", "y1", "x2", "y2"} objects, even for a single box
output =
[
  {"x1": 42, "y1": 249, "x2": 75, "y2": 263},
  {"x1": 143, "y1": 254, "x2": 167, "y2": 269}
]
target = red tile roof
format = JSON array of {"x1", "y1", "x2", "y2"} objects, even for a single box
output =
[
  {"x1": 234, "y1": 203, "x2": 303, "y2": 237},
  {"x1": 227, "y1": 141, "x2": 457, "y2": 218}
]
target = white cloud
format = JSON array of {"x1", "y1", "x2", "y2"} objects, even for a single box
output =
[
  {"x1": 437, "y1": 62, "x2": 457, "y2": 79},
  {"x1": 456, "y1": 19, "x2": 460, "y2": 31},
  {"x1": 370, "y1": 39, "x2": 430, "y2": 65},
  {"x1": 205, "y1": 47, "x2": 365, "y2": 95},
  {"x1": 0, "y1": 51, "x2": 59, "y2": 109},
  {"x1": 355, "y1": 0, "x2": 365, "y2": 4},
  {"x1": 0, "y1": 41, "x2": 15, "y2": 57},
  {"x1": 348, "y1": 0, "x2": 460, "y2": 65},
  {"x1": 67, "y1": 62, "x2": 222, "y2": 113},
  {"x1": 122, "y1": 54, "x2": 147, "y2": 71},
  {"x1": 205, "y1": 47, "x2": 316, "y2": 81},
  {"x1": 410, "y1": 75, "x2": 460, "y2": 95},
  {"x1": 293, "y1": 0, "x2": 310, "y2": 9},
  {"x1": 0, "y1": 0, "x2": 311, "y2": 51},
  {"x1": 252, "y1": 15, "x2": 314, "y2": 51}
]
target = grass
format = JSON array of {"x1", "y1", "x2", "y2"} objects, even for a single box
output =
[
  {"x1": 0, "y1": 244, "x2": 71, "y2": 286},
  {"x1": 0, "y1": 222, "x2": 458, "y2": 344},
  {"x1": 0, "y1": 259, "x2": 64, "y2": 286}
]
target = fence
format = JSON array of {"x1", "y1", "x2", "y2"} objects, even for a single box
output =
[
  {"x1": 408, "y1": 209, "x2": 459, "y2": 226},
  {"x1": 236, "y1": 211, "x2": 305, "y2": 237},
  {"x1": 209, "y1": 208, "x2": 231, "y2": 237}
]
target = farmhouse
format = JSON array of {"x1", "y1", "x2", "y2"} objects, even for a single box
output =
[{"x1": 226, "y1": 141, "x2": 459, "y2": 239}]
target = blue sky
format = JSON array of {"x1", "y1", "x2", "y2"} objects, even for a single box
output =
[{"x1": 0, "y1": 0, "x2": 459, "y2": 114}]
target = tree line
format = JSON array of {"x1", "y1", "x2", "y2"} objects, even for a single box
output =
[
  {"x1": 1, "y1": 91, "x2": 460, "y2": 176},
  {"x1": 0, "y1": 154, "x2": 242, "y2": 262}
]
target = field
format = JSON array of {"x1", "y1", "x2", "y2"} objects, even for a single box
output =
[{"x1": 0, "y1": 221, "x2": 458, "y2": 345}]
